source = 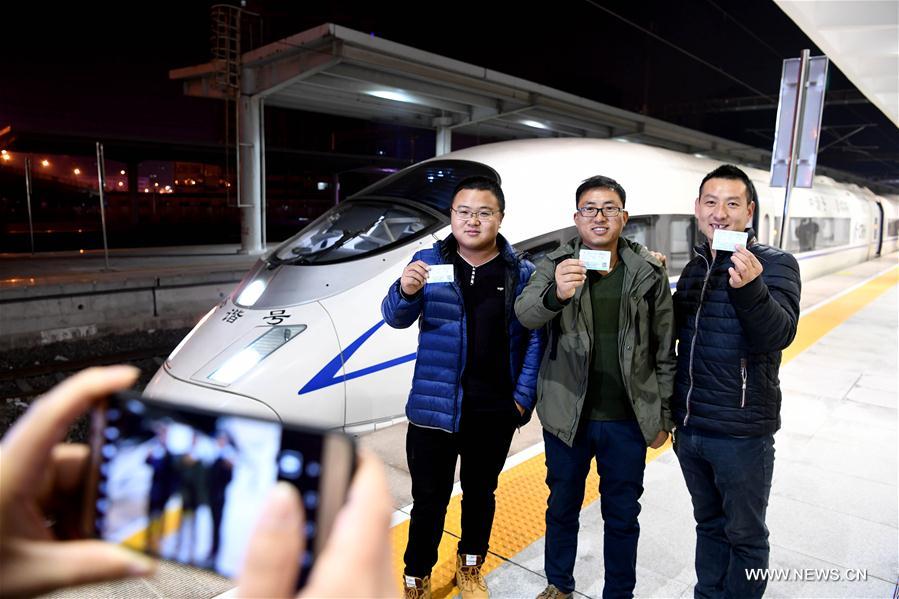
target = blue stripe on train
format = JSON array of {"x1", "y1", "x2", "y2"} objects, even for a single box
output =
[{"x1": 299, "y1": 319, "x2": 416, "y2": 395}]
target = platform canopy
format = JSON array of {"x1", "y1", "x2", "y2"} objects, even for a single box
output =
[
  {"x1": 775, "y1": 0, "x2": 898, "y2": 128},
  {"x1": 169, "y1": 21, "x2": 895, "y2": 253},
  {"x1": 170, "y1": 23, "x2": 778, "y2": 165}
]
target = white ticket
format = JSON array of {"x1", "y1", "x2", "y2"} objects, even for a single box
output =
[
  {"x1": 579, "y1": 249, "x2": 612, "y2": 271},
  {"x1": 711, "y1": 229, "x2": 748, "y2": 252},
  {"x1": 426, "y1": 264, "x2": 455, "y2": 283}
]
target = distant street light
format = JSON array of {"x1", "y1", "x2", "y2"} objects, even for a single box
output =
[
  {"x1": 41, "y1": 159, "x2": 50, "y2": 167},
  {"x1": 120, "y1": 169, "x2": 126, "y2": 175},
  {"x1": 73, "y1": 168, "x2": 81, "y2": 175}
]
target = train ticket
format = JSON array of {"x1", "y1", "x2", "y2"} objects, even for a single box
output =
[
  {"x1": 426, "y1": 264, "x2": 455, "y2": 283},
  {"x1": 711, "y1": 229, "x2": 748, "y2": 252},
  {"x1": 579, "y1": 249, "x2": 612, "y2": 271}
]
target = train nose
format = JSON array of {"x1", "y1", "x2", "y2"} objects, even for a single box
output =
[{"x1": 146, "y1": 300, "x2": 346, "y2": 427}]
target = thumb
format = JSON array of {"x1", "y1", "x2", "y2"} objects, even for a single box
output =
[
  {"x1": 1, "y1": 539, "x2": 155, "y2": 597},
  {"x1": 239, "y1": 482, "x2": 304, "y2": 598}
]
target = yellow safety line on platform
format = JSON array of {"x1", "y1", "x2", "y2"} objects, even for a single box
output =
[
  {"x1": 782, "y1": 264, "x2": 898, "y2": 364},
  {"x1": 390, "y1": 264, "x2": 899, "y2": 597}
]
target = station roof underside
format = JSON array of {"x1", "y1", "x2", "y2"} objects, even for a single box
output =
[
  {"x1": 170, "y1": 23, "x2": 893, "y2": 192},
  {"x1": 775, "y1": 0, "x2": 898, "y2": 128}
]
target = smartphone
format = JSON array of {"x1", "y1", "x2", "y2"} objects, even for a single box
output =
[{"x1": 83, "y1": 391, "x2": 355, "y2": 587}]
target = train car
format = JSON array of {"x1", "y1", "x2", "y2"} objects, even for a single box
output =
[{"x1": 145, "y1": 138, "x2": 898, "y2": 432}]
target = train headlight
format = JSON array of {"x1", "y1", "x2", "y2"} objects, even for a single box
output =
[
  {"x1": 208, "y1": 325, "x2": 307, "y2": 385},
  {"x1": 236, "y1": 279, "x2": 267, "y2": 306}
]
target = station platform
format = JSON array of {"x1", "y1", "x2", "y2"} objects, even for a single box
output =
[
  {"x1": 0, "y1": 245, "x2": 263, "y2": 290},
  {"x1": 37, "y1": 252, "x2": 899, "y2": 599},
  {"x1": 0, "y1": 245, "x2": 265, "y2": 349},
  {"x1": 366, "y1": 253, "x2": 898, "y2": 599}
]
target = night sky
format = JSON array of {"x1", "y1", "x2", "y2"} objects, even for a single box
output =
[{"x1": 3, "y1": 0, "x2": 897, "y2": 184}]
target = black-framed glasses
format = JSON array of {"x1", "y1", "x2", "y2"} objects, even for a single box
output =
[
  {"x1": 576, "y1": 206, "x2": 624, "y2": 218},
  {"x1": 452, "y1": 208, "x2": 499, "y2": 221}
]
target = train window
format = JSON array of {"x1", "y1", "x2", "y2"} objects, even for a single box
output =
[
  {"x1": 350, "y1": 160, "x2": 501, "y2": 214},
  {"x1": 888, "y1": 219, "x2": 899, "y2": 238},
  {"x1": 514, "y1": 227, "x2": 576, "y2": 263},
  {"x1": 271, "y1": 201, "x2": 437, "y2": 264},
  {"x1": 623, "y1": 215, "x2": 697, "y2": 273},
  {"x1": 786, "y1": 217, "x2": 851, "y2": 252}
]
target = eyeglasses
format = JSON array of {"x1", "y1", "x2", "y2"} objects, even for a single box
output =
[
  {"x1": 452, "y1": 208, "x2": 499, "y2": 221},
  {"x1": 576, "y1": 206, "x2": 624, "y2": 218}
]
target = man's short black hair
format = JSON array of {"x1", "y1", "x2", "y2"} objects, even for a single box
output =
[
  {"x1": 452, "y1": 176, "x2": 505, "y2": 212},
  {"x1": 698, "y1": 165, "x2": 758, "y2": 206},
  {"x1": 575, "y1": 175, "x2": 626, "y2": 208}
]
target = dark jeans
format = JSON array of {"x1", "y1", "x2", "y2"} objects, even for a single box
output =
[
  {"x1": 543, "y1": 419, "x2": 647, "y2": 599},
  {"x1": 403, "y1": 411, "x2": 517, "y2": 577},
  {"x1": 673, "y1": 427, "x2": 775, "y2": 599}
]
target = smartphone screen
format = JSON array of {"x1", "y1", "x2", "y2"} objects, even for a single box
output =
[{"x1": 87, "y1": 392, "x2": 353, "y2": 587}]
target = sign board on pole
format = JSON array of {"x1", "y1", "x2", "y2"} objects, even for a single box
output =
[{"x1": 770, "y1": 55, "x2": 829, "y2": 188}]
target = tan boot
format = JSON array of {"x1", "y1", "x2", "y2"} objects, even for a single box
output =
[
  {"x1": 455, "y1": 553, "x2": 489, "y2": 598},
  {"x1": 536, "y1": 584, "x2": 572, "y2": 599},
  {"x1": 402, "y1": 574, "x2": 431, "y2": 599}
]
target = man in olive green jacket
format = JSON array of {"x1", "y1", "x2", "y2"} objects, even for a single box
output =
[{"x1": 514, "y1": 175, "x2": 675, "y2": 599}]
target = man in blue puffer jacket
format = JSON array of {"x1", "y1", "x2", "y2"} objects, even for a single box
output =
[
  {"x1": 381, "y1": 176, "x2": 545, "y2": 599},
  {"x1": 672, "y1": 165, "x2": 801, "y2": 599}
]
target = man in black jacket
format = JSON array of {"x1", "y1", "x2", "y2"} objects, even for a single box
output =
[{"x1": 672, "y1": 165, "x2": 801, "y2": 599}]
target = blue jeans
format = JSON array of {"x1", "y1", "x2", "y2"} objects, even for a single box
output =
[
  {"x1": 544, "y1": 420, "x2": 647, "y2": 599},
  {"x1": 673, "y1": 427, "x2": 775, "y2": 599}
]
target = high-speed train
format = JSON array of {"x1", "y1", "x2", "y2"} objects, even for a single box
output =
[{"x1": 146, "y1": 138, "x2": 899, "y2": 432}]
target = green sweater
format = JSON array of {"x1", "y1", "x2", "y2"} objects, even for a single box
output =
[{"x1": 584, "y1": 265, "x2": 634, "y2": 421}]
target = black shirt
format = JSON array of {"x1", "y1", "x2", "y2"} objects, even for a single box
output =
[{"x1": 454, "y1": 252, "x2": 514, "y2": 414}]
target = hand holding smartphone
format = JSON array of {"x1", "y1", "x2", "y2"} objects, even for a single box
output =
[{"x1": 83, "y1": 391, "x2": 355, "y2": 588}]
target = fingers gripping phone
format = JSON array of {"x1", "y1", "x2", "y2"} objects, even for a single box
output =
[{"x1": 83, "y1": 391, "x2": 355, "y2": 587}]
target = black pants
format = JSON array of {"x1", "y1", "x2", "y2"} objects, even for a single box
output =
[{"x1": 403, "y1": 410, "x2": 518, "y2": 577}]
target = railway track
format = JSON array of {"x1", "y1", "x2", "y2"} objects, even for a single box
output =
[
  {"x1": 0, "y1": 328, "x2": 190, "y2": 438},
  {"x1": 0, "y1": 347, "x2": 171, "y2": 401}
]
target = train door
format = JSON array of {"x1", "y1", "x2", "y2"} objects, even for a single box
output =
[{"x1": 875, "y1": 200, "x2": 884, "y2": 257}]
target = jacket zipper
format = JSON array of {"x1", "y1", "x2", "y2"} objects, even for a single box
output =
[
  {"x1": 683, "y1": 252, "x2": 712, "y2": 426},
  {"x1": 740, "y1": 358, "x2": 747, "y2": 408}
]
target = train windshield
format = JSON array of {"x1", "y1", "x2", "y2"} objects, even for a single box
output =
[
  {"x1": 272, "y1": 201, "x2": 437, "y2": 264},
  {"x1": 353, "y1": 159, "x2": 500, "y2": 214},
  {"x1": 271, "y1": 160, "x2": 499, "y2": 265}
]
